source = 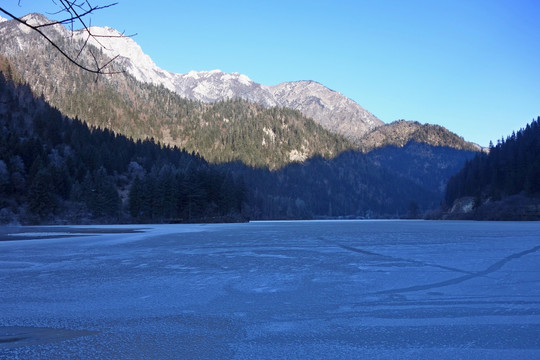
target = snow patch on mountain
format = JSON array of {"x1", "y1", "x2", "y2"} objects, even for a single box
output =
[
  {"x1": 21, "y1": 13, "x2": 48, "y2": 27},
  {"x1": 69, "y1": 26, "x2": 177, "y2": 91},
  {"x1": 18, "y1": 14, "x2": 39, "y2": 34}
]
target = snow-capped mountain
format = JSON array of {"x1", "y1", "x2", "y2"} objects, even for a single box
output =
[
  {"x1": 69, "y1": 25, "x2": 178, "y2": 91},
  {"x1": 1, "y1": 13, "x2": 381, "y2": 140},
  {"x1": 71, "y1": 19, "x2": 383, "y2": 140},
  {"x1": 172, "y1": 70, "x2": 279, "y2": 107}
]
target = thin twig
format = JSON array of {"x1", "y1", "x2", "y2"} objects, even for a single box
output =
[
  {"x1": 34, "y1": 4, "x2": 116, "y2": 29},
  {"x1": 0, "y1": 3, "x2": 128, "y2": 75}
]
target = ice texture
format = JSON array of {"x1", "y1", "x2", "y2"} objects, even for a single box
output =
[{"x1": 0, "y1": 221, "x2": 539, "y2": 359}]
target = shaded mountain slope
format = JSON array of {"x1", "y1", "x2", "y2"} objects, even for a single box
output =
[{"x1": 443, "y1": 117, "x2": 540, "y2": 220}]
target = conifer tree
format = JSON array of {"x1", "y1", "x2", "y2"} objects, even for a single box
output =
[{"x1": 28, "y1": 167, "x2": 57, "y2": 218}]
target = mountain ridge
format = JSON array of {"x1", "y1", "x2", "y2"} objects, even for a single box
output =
[
  {"x1": 0, "y1": 13, "x2": 480, "y2": 167},
  {"x1": 358, "y1": 120, "x2": 483, "y2": 153},
  {"x1": 0, "y1": 13, "x2": 482, "y2": 153},
  {"x1": 0, "y1": 67, "x2": 476, "y2": 223},
  {"x1": 61, "y1": 14, "x2": 478, "y2": 151},
  {"x1": 4, "y1": 13, "x2": 382, "y2": 141}
]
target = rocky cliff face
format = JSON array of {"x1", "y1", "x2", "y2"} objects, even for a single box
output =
[{"x1": 267, "y1": 81, "x2": 382, "y2": 142}]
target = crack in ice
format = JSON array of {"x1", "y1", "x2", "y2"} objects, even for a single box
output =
[
  {"x1": 320, "y1": 237, "x2": 475, "y2": 275},
  {"x1": 374, "y1": 244, "x2": 540, "y2": 295}
]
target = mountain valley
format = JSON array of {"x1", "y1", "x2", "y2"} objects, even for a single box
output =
[{"x1": 0, "y1": 13, "x2": 487, "y2": 223}]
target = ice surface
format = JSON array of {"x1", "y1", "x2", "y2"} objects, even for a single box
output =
[{"x1": 0, "y1": 220, "x2": 539, "y2": 359}]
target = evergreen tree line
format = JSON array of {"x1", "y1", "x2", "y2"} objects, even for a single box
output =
[
  {"x1": 0, "y1": 72, "x2": 245, "y2": 224},
  {"x1": 445, "y1": 117, "x2": 540, "y2": 206}
]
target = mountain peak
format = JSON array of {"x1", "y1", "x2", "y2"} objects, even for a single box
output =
[
  {"x1": 268, "y1": 81, "x2": 383, "y2": 141},
  {"x1": 21, "y1": 13, "x2": 49, "y2": 25},
  {"x1": 358, "y1": 120, "x2": 482, "y2": 152},
  {"x1": 86, "y1": 25, "x2": 123, "y2": 37},
  {"x1": 72, "y1": 25, "x2": 148, "y2": 64},
  {"x1": 15, "y1": 13, "x2": 64, "y2": 35},
  {"x1": 184, "y1": 69, "x2": 252, "y2": 84}
]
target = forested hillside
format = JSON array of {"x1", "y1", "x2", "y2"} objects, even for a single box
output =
[
  {"x1": 0, "y1": 70, "x2": 245, "y2": 224},
  {"x1": 0, "y1": 27, "x2": 351, "y2": 170},
  {"x1": 222, "y1": 143, "x2": 475, "y2": 219},
  {"x1": 366, "y1": 142, "x2": 477, "y2": 194},
  {"x1": 236, "y1": 151, "x2": 441, "y2": 219},
  {"x1": 0, "y1": 64, "x2": 478, "y2": 223},
  {"x1": 357, "y1": 120, "x2": 481, "y2": 153},
  {"x1": 444, "y1": 117, "x2": 540, "y2": 220}
]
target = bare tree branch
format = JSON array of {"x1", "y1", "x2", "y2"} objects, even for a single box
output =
[
  {"x1": 33, "y1": 3, "x2": 117, "y2": 30},
  {"x1": 0, "y1": 1, "x2": 132, "y2": 76}
]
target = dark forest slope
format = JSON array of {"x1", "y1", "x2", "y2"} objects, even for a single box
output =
[
  {"x1": 0, "y1": 70, "x2": 245, "y2": 224},
  {"x1": 443, "y1": 117, "x2": 540, "y2": 220}
]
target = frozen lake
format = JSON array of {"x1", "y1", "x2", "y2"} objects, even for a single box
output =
[{"x1": 0, "y1": 220, "x2": 539, "y2": 359}]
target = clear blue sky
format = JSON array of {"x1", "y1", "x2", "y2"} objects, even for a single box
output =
[{"x1": 8, "y1": 0, "x2": 540, "y2": 147}]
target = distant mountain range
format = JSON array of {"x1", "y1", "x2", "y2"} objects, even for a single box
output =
[
  {"x1": 0, "y1": 13, "x2": 380, "y2": 142},
  {"x1": 58, "y1": 15, "x2": 383, "y2": 142},
  {"x1": 0, "y1": 64, "x2": 477, "y2": 224},
  {"x1": 0, "y1": 13, "x2": 480, "y2": 153}
]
